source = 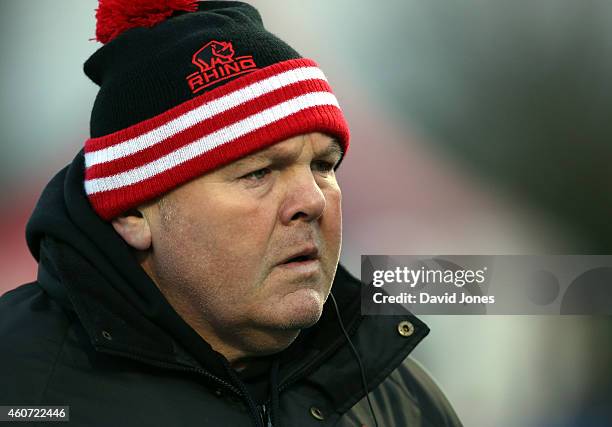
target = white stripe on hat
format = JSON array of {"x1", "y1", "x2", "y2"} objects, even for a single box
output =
[
  {"x1": 84, "y1": 66, "x2": 328, "y2": 168},
  {"x1": 84, "y1": 91, "x2": 339, "y2": 195}
]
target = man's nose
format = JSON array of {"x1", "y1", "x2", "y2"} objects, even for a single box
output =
[{"x1": 279, "y1": 168, "x2": 326, "y2": 225}]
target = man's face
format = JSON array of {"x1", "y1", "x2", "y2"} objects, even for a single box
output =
[{"x1": 145, "y1": 132, "x2": 343, "y2": 354}]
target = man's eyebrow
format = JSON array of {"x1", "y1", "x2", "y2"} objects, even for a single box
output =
[
  {"x1": 317, "y1": 138, "x2": 344, "y2": 159},
  {"x1": 229, "y1": 148, "x2": 281, "y2": 169}
]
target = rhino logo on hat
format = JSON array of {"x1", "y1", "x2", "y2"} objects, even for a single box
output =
[
  {"x1": 186, "y1": 40, "x2": 258, "y2": 94},
  {"x1": 192, "y1": 40, "x2": 236, "y2": 72}
]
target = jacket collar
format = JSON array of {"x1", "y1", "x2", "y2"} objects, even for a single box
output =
[{"x1": 273, "y1": 264, "x2": 430, "y2": 413}]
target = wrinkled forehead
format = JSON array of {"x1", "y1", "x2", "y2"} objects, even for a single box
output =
[{"x1": 228, "y1": 133, "x2": 343, "y2": 169}]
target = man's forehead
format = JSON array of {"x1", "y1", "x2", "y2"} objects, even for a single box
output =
[{"x1": 230, "y1": 134, "x2": 343, "y2": 167}]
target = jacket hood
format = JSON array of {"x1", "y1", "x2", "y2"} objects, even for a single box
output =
[
  {"x1": 27, "y1": 150, "x2": 234, "y2": 375},
  {"x1": 25, "y1": 150, "x2": 431, "y2": 422}
]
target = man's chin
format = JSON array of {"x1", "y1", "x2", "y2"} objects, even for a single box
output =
[
  {"x1": 275, "y1": 288, "x2": 326, "y2": 329},
  {"x1": 282, "y1": 311, "x2": 322, "y2": 330}
]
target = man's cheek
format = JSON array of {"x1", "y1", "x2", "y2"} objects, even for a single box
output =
[
  {"x1": 324, "y1": 188, "x2": 342, "y2": 216},
  {"x1": 322, "y1": 203, "x2": 342, "y2": 242}
]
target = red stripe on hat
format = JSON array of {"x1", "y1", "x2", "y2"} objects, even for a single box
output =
[
  {"x1": 85, "y1": 78, "x2": 334, "y2": 179},
  {"x1": 88, "y1": 104, "x2": 348, "y2": 220}
]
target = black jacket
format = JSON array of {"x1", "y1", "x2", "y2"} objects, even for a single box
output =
[{"x1": 0, "y1": 152, "x2": 462, "y2": 427}]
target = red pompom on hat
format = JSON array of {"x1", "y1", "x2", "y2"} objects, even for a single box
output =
[{"x1": 95, "y1": 0, "x2": 199, "y2": 44}]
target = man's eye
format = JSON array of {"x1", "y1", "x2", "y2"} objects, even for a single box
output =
[
  {"x1": 312, "y1": 160, "x2": 336, "y2": 173},
  {"x1": 241, "y1": 168, "x2": 271, "y2": 181}
]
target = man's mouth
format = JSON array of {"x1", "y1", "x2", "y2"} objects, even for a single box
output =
[
  {"x1": 276, "y1": 247, "x2": 321, "y2": 274},
  {"x1": 280, "y1": 247, "x2": 319, "y2": 265}
]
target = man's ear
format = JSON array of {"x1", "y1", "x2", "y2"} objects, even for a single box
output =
[{"x1": 111, "y1": 209, "x2": 152, "y2": 251}]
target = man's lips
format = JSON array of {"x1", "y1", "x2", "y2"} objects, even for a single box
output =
[
  {"x1": 275, "y1": 246, "x2": 322, "y2": 274},
  {"x1": 277, "y1": 246, "x2": 320, "y2": 266}
]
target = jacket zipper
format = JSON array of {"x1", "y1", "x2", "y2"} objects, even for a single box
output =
[
  {"x1": 98, "y1": 311, "x2": 361, "y2": 422},
  {"x1": 258, "y1": 403, "x2": 271, "y2": 426},
  {"x1": 102, "y1": 349, "x2": 276, "y2": 427},
  {"x1": 97, "y1": 347, "x2": 242, "y2": 396}
]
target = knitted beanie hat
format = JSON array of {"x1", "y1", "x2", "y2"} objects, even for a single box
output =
[{"x1": 83, "y1": 0, "x2": 350, "y2": 220}]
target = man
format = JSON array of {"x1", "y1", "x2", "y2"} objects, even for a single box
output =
[{"x1": 0, "y1": 1, "x2": 462, "y2": 426}]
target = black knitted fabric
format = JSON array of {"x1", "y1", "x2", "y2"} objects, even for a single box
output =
[{"x1": 84, "y1": 1, "x2": 302, "y2": 138}]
